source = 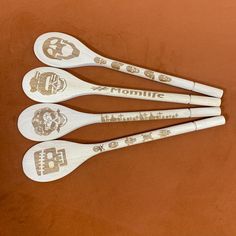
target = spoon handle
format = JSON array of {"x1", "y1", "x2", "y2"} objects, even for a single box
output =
[
  {"x1": 90, "y1": 84, "x2": 221, "y2": 107},
  {"x1": 99, "y1": 107, "x2": 221, "y2": 123},
  {"x1": 91, "y1": 116, "x2": 225, "y2": 153},
  {"x1": 94, "y1": 56, "x2": 223, "y2": 98}
]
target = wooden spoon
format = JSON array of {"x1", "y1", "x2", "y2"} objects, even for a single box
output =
[
  {"x1": 18, "y1": 103, "x2": 221, "y2": 141},
  {"x1": 22, "y1": 67, "x2": 221, "y2": 106},
  {"x1": 34, "y1": 32, "x2": 223, "y2": 98},
  {"x1": 22, "y1": 116, "x2": 225, "y2": 182}
]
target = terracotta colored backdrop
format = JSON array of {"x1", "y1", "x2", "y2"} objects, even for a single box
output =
[{"x1": 1, "y1": 0, "x2": 235, "y2": 235}]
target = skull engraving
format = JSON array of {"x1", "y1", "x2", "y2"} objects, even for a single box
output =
[
  {"x1": 126, "y1": 66, "x2": 140, "y2": 73},
  {"x1": 125, "y1": 137, "x2": 137, "y2": 145},
  {"x1": 94, "y1": 57, "x2": 106, "y2": 64},
  {"x1": 42, "y1": 37, "x2": 80, "y2": 60},
  {"x1": 111, "y1": 61, "x2": 124, "y2": 70},
  {"x1": 34, "y1": 148, "x2": 67, "y2": 176},
  {"x1": 142, "y1": 132, "x2": 153, "y2": 142},
  {"x1": 32, "y1": 107, "x2": 67, "y2": 136},
  {"x1": 158, "y1": 74, "x2": 172, "y2": 82},
  {"x1": 108, "y1": 141, "x2": 119, "y2": 148},
  {"x1": 30, "y1": 71, "x2": 67, "y2": 95},
  {"x1": 144, "y1": 70, "x2": 155, "y2": 80}
]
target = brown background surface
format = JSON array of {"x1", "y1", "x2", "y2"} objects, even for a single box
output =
[{"x1": 0, "y1": 0, "x2": 235, "y2": 235}]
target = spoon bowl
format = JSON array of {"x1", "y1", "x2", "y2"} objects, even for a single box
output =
[
  {"x1": 17, "y1": 103, "x2": 99, "y2": 141},
  {"x1": 22, "y1": 67, "x2": 92, "y2": 102},
  {"x1": 34, "y1": 32, "x2": 98, "y2": 68},
  {"x1": 22, "y1": 140, "x2": 94, "y2": 182}
]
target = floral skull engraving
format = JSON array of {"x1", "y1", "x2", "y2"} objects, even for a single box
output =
[
  {"x1": 34, "y1": 148, "x2": 67, "y2": 176},
  {"x1": 30, "y1": 71, "x2": 67, "y2": 95},
  {"x1": 32, "y1": 107, "x2": 67, "y2": 136},
  {"x1": 42, "y1": 37, "x2": 80, "y2": 60}
]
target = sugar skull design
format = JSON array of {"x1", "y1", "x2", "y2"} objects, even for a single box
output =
[
  {"x1": 158, "y1": 74, "x2": 172, "y2": 82},
  {"x1": 144, "y1": 70, "x2": 155, "y2": 80},
  {"x1": 34, "y1": 148, "x2": 67, "y2": 176},
  {"x1": 108, "y1": 141, "x2": 119, "y2": 149},
  {"x1": 111, "y1": 61, "x2": 124, "y2": 70},
  {"x1": 42, "y1": 37, "x2": 80, "y2": 60},
  {"x1": 124, "y1": 137, "x2": 137, "y2": 145},
  {"x1": 142, "y1": 132, "x2": 153, "y2": 142},
  {"x1": 32, "y1": 107, "x2": 67, "y2": 136},
  {"x1": 30, "y1": 71, "x2": 67, "y2": 96},
  {"x1": 94, "y1": 57, "x2": 106, "y2": 64},
  {"x1": 126, "y1": 65, "x2": 140, "y2": 73}
]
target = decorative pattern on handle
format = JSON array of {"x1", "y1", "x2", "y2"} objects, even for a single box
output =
[
  {"x1": 158, "y1": 74, "x2": 172, "y2": 82},
  {"x1": 100, "y1": 57, "x2": 174, "y2": 84},
  {"x1": 144, "y1": 70, "x2": 155, "y2": 80},
  {"x1": 92, "y1": 129, "x2": 172, "y2": 153},
  {"x1": 101, "y1": 112, "x2": 179, "y2": 122},
  {"x1": 91, "y1": 86, "x2": 110, "y2": 91},
  {"x1": 94, "y1": 57, "x2": 107, "y2": 64},
  {"x1": 94, "y1": 57, "x2": 172, "y2": 83},
  {"x1": 111, "y1": 61, "x2": 124, "y2": 70},
  {"x1": 93, "y1": 144, "x2": 105, "y2": 153},
  {"x1": 91, "y1": 85, "x2": 165, "y2": 98},
  {"x1": 126, "y1": 65, "x2": 140, "y2": 73},
  {"x1": 93, "y1": 56, "x2": 221, "y2": 98}
]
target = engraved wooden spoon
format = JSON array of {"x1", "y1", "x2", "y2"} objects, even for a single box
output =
[
  {"x1": 22, "y1": 116, "x2": 225, "y2": 182},
  {"x1": 34, "y1": 32, "x2": 223, "y2": 98},
  {"x1": 23, "y1": 67, "x2": 221, "y2": 106},
  {"x1": 17, "y1": 103, "x2": 221, "y2": 141}
]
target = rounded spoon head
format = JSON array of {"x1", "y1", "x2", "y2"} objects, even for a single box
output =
[
  {"x1": 34, "y1": 32, "x2": 98, "y2": 68},
  {"x1": 18, "y1": 103, "x2": 98, "y2": 141},
  {"x1": 23, "y1": 140, "x2": 94, "y2": 182},
  {"x1": 22, "y1": 67, "x2": 91, "y2": 102}
]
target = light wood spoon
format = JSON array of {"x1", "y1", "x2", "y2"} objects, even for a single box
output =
[
  {"x1": 23, "y1": 67, "x2": 221, "y2": 106},
  {"x1": 34, "y1": 32, "x2": 223, "y2": 98},
  {"x1": 18, "y1": 103, "x2": 221, "y2": 141},
  {"x1": 22, "y1": 116, "x2": 225, "y2": 182}
]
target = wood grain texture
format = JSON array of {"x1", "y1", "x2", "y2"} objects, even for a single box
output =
[{"x1": 0, "y1": 0, "x2": 235, "y2": 235}]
